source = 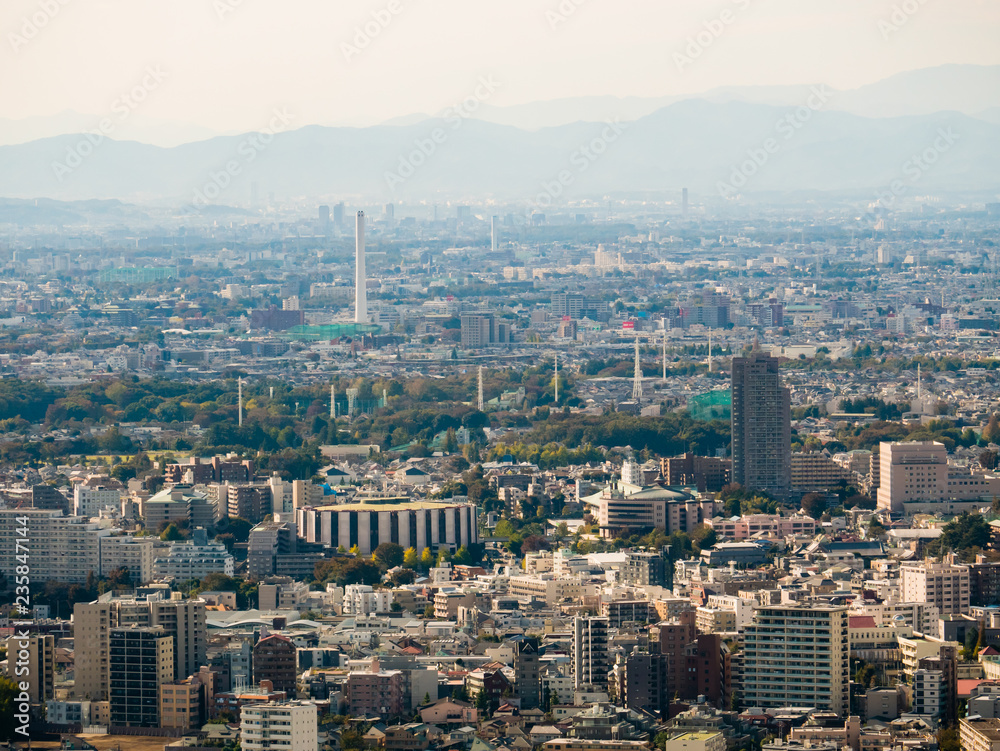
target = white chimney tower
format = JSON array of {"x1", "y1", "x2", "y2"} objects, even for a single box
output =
[{"x1": 355, "y1": 210, "x2": 367, "y2": 323}]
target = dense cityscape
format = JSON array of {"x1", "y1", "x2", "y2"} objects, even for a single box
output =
[
  {"x1": 0, "y1": 196, "x2": 999, "y2": 751},
  {"x1": 3, "y1": 1, "x2": 1000, "y2": 750}
]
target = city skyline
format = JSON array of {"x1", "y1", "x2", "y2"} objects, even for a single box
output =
[{"x1": 3, "y1": 2, "x2": 1000, "y2": 748}]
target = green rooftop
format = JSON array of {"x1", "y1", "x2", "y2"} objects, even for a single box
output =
[{"x1": 278, "y1": 323, "x2": 381, "y2": 341}]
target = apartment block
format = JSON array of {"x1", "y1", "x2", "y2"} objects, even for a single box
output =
[
  {"x1": 228, "y1": 484, "x2": 273, "y2": 524},
  {"x1": 100, "y1": 535, "x2": 155, "y2": 583},
  {"x1": 164, "y1": 455, "x2": 254, "y2": 485},
  {"x1": 731, "y1": 353, "x2": 791, "y2": 498},
  {"x1": 790, "y1": 451, "x2": 853, "y2": 492},
  {"x1": 154, "y1": 527, "x2": 235, "y2": 580},
  {"x1": 253, "y1": 634, "x2": 298, "y2": 694},
  {"x1": 160, "y1": 677, "x2": 205, "y2": 729},
  {"x1": 5, "y1": 633, "x2": 54, "y2": 703},
  {"x1": 911, "y1": 668, "x2": 946, "y2": 721},
  {"x1": 572, "y1": 616, "x2": 610, "y2": 689},
  {"x1": 241, "y1": 701, "x2": 318, "y2": 751},
  {"x1": 75, "y1": 591, "x2": 207, "y2": 700},
  {"x1": 73, "y1": 600, "x2": 112, "y2": 700},
  {"x1": 0, "y1": 509, "x2": 110, "y2": 584},
  {"x1": 109, "y1": 626, "x2": 174, "y2": 728},
  {"x1": 900, "y1": 556, "x2": 970, "y2": 615},
  {"x1": 620, "y1": 549, "x2": 669, "y2": 587},
  {"x1": 73, "y1": 482, "x2": 121, "y2": 517},
  {"x1": 345, "y1": 669, "x2": 406, "y2": 717},
  {"x1": 343, "y1": 584, "x2": 393, "y2": 615},
  {"x1": 708, "y1": 513, "x2": 816, "y2": 540},
  {"x1": 960, "y1": 718, "x2": 1000, "y2": 751},
  {"x1": 660, "y1": 453, "x2": 731, "y2": 493},
  {"x1": 742, "y1": 604, "x2": 850, "y2": 716}
]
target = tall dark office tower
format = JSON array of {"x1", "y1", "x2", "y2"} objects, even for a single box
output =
[
  {"x1": 109, "y1": 626, "x2": 174, "y2": 728},
  {"x1": 731, "y1": 352, "x2": 791, "y2": 498}
]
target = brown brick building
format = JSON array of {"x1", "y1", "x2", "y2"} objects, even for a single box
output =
[{"x1": 252, "y1": 634, "x2": 297, "y2": 693}]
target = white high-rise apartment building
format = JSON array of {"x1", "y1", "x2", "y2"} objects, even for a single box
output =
[
  {"x1": 241, "y1": 701, "x2": 318, "y2": 751},
  {"x1": 0, "y1": 509, "x2": 109, "y2": 584},
  {"x1": 901, "y1": 556, "x2": 970, "y2": 615},
  {"x1": 742, "y1": 603, "x2": 850, "y2": 716},
  {"x1": 878, "y1": 442, "x2": 948, "y2": 512}
]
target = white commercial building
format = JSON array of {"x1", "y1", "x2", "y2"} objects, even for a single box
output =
[
  {"x1": 343, "y1": 584, "x2": 393, "y2": 615},
  {"x1": 154, "y1": 528, "x2": 234, "y2": 580},
  {"x1": 241, "y1": 701, "x2": 318, "y2": 751},
  {"x1": 74, "y1": 484, "x2": 121, "y2": 517},
  {"x1": 877, "y1": 441, "x2": 1000, "y2": 513},
  {"x1": 878, "y1": 442, "x2": 948, "y2": 513},
  {"x1": 900, "y1": 556, "x2": 970, "y2": 616}
]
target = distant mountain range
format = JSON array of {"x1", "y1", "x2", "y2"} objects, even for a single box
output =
[
  {"x1": 463, "y1": 64, "x2": 1000, "y2": 130},
  {"x1": 1, "y1": 65, "x2": 998, "y2": 204}
]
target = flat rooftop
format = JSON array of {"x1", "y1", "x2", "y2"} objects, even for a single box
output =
[{"x1": 313, "y1": 500, "x2": 469, "y2": 512}]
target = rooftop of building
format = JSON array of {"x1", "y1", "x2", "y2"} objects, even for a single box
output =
[
  {"x1": 963, "y1": 717, "x2": 1000, "y2": 740},
  {"x1": 311, "y1": 499, "x2": 471, "y2": 512}
]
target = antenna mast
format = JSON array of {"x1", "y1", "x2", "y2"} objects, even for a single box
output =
[
  {"x1": 554, "y1": 354, "x2": 559, "y2": 403},
  {"x1": 662, "y1": 331, "x2": 667, "y2": 382},
  {"x1": 632, "y1": 336, "x2": 643, "y2": 402}
]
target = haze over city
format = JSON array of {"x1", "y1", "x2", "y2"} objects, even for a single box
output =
[{"x1": 2, "y1": 3, "x2": 1000, "y2": 751}]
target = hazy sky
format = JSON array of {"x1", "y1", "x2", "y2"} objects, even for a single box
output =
[{"x1": 4, "y1": 0, "x2": 999, "y2": 132}]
